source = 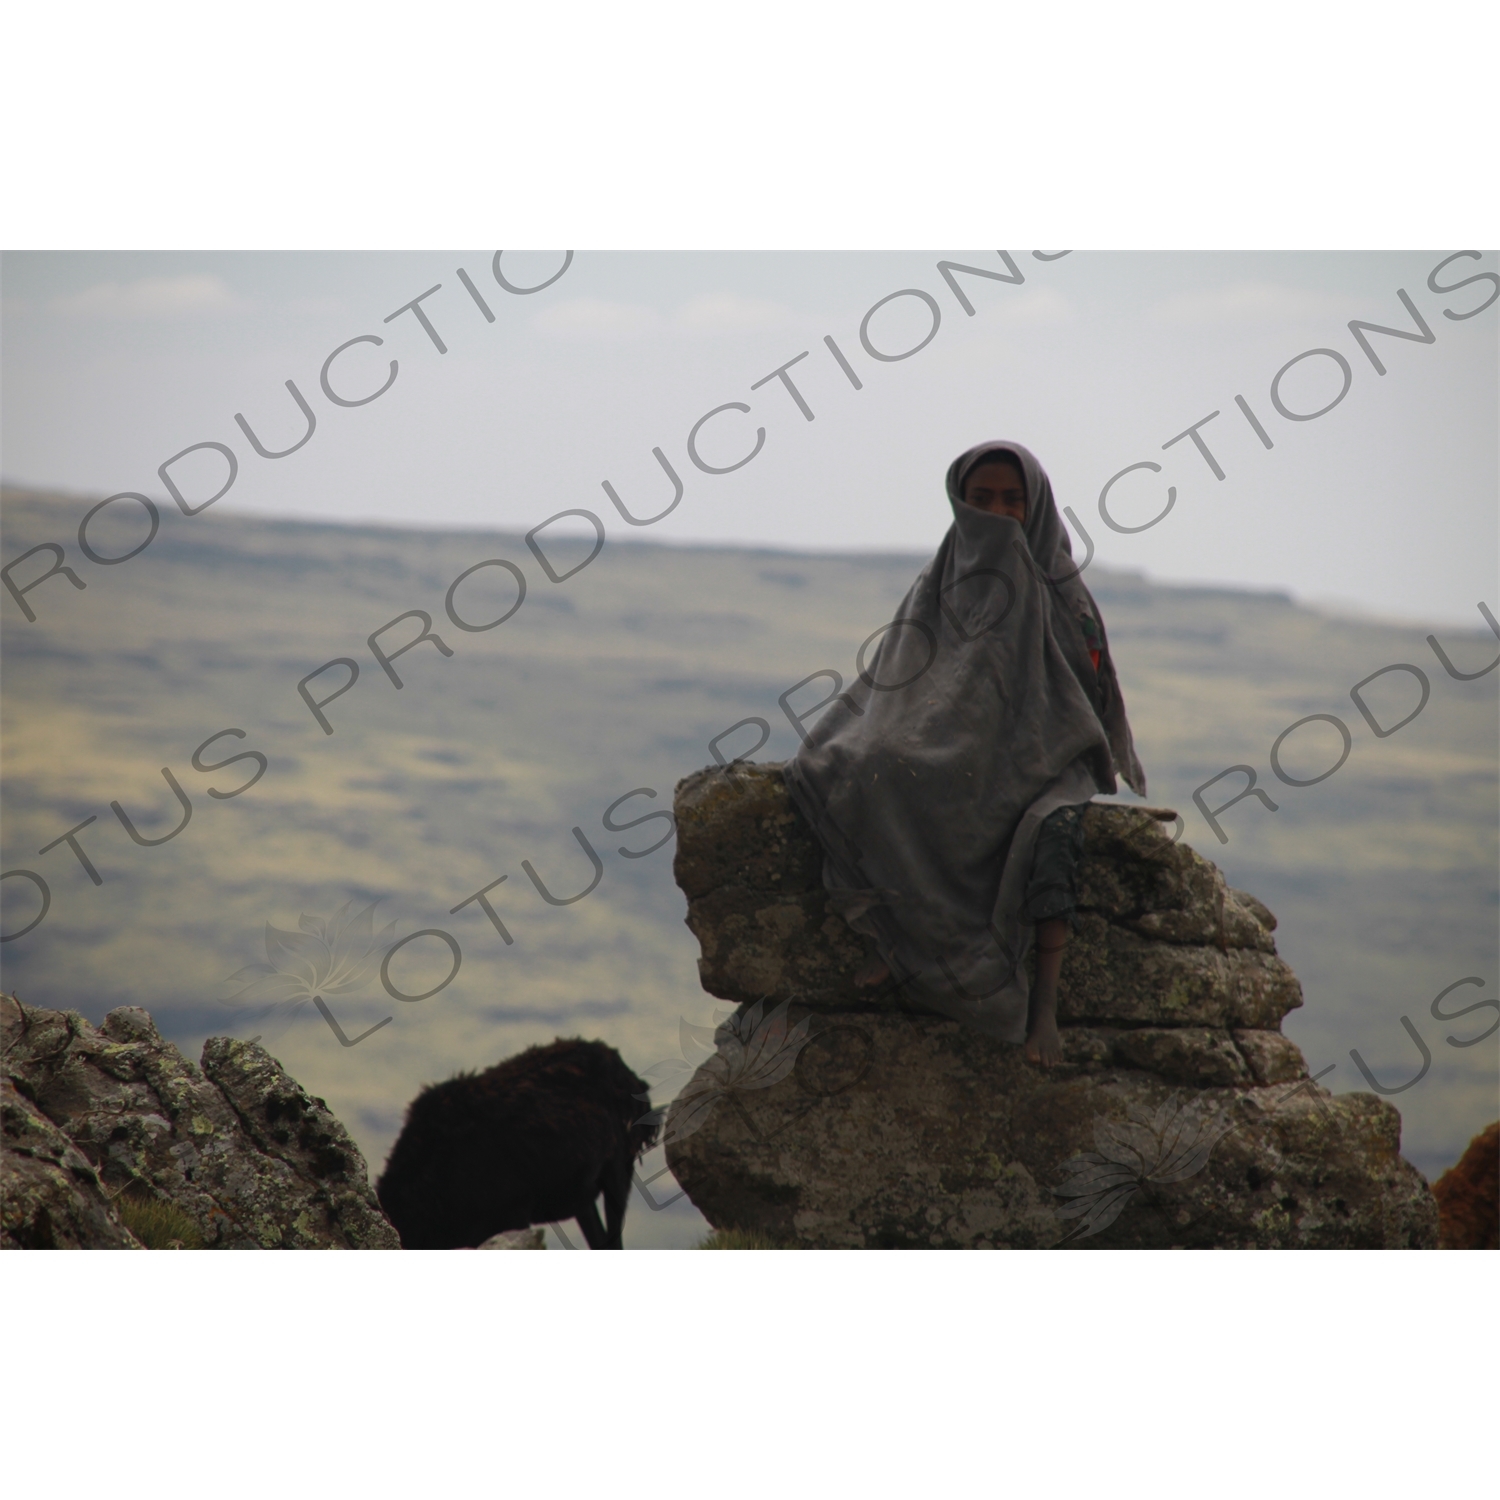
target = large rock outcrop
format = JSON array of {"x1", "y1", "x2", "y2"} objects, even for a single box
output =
[
  {"x1": 2, "y1": 993, "x2": 399, "y2": 1249},
  {"x1": 1432, "y1": 1121, "x2": 1498, "y2": 1249},
  {"x1": 664, "y1": 762, "x2": 1439, "y2": 1249}
]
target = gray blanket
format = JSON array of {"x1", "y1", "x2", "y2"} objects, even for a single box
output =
[{"x1": 783, "y1": 441, "x2": 1146, "y2": 1042}]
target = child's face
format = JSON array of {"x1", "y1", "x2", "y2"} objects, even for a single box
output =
[{"x1": 964, "y1": 462, "x2": 1027, "y2": 524}]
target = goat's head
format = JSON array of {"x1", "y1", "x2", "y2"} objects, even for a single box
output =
[{"x1": 628, "y1": 1100, "x2": 662, "y2": 1159}]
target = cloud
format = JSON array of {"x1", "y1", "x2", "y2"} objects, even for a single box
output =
[
  {"x1": 668, "y1": 293, "x2": 797, "y2": 333},
  {"x1": 1148, "y1": 281, "x2": 1349, "y2": 328},
  {"x1": 50, "y1": 273, "x2": 246, "y2": 320},
  {"x1": 979, "y1": 285, "x2": 1079, "y2": 326},
  {"x1": 532, "y1": 292, "x2": 800, "y2": 341},
  {"x1": 284, "y1": 294, "x2": 350, "y2": 317},
  {"x1": 531, "y1": 297, "x2": 663, "y2": 339}
]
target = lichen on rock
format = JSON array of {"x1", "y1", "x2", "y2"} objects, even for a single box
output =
[
  {"x1": 477, "y1": 1227, "x2": 546, "y2": 1249},
  {"x1": 1, "y1": 1075, "x2": 142, "y2": 1249},
  {"x1": 664, "y1": 762, "x2": 1439, "y2": 1249},
  {"x1": 2, "y1": 992, "x2": 398, "y2": 1249}
]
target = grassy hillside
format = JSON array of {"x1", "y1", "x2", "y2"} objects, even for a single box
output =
[{"x1": 2, "y1": 486, "x2": 1495, "y2": 1243}]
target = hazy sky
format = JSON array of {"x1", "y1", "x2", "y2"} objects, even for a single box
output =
[{"x1": 3, "y1": 249, "x2": 1495, "y2": 626}]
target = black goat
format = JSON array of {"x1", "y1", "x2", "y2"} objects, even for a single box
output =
[{"x1": 375, "y1": 1037, "x2": 658, "y2": 1249}]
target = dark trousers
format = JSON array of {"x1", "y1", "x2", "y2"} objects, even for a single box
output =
[{"x1": 1021, "y1": 803, "x2": 1088, "y2": 926}]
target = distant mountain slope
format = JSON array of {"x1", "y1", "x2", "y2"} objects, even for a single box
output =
[{"x1": 2, "y1": 487, "x2": 1495, "y2": 1229}]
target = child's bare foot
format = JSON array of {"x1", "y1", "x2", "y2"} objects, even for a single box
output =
[
  {"x1": 853, "y1": 956, "x2": 890, "y2": 988},
  {"x1": 1024, "y1": 1007, "x2": 1063, "y2": 1067}
]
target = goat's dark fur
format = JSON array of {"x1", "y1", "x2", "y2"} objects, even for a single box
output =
[{"x1": 376, "y1": 1037, "x2": 658, "y2": 1249}]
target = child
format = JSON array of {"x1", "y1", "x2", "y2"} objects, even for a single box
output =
[{"x1": 783, "y1": 442, "x2": 1145, "y2": 1067}]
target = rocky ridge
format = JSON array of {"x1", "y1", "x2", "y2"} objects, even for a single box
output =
[
  {"x1": 2, "y1": 992, "x2": 399, "y2": 1249},
  {"x1": 663, "y1": 762, "x2": 1439, "y2": 1249}
]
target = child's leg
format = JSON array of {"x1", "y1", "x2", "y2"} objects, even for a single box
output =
[
  {"x1": 1022, "y1": 804, "x2": 1087, "y2": 1067},
  {"x1": 1025, "y1": 918, "x2": 1067, "y2": 1066}
]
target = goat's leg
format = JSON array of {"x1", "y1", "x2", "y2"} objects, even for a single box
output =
[
  {"x1": 574, "y1": 1194, "x2": 609, "y2": 1250},
  {"x1": 602, "y1": 1158, "x2": 632, "y2": 1249}
]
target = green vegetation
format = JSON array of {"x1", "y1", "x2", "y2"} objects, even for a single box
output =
[
  {"x1": 116, "y1": 1193, "x2": 207, "y2": 1250},
  {"x1": 697, "y1": 1228, "x2": 792, "y2": 1249}
]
